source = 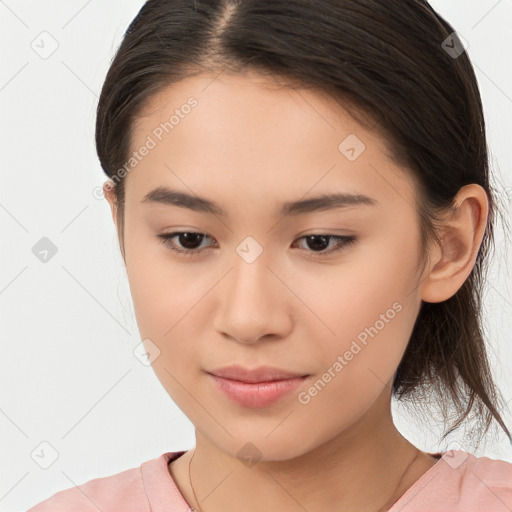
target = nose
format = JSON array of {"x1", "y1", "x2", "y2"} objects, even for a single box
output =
[{"x1": 213, "y1": 255, "x2": 292, "y2": 345}]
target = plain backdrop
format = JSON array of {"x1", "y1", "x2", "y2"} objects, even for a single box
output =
[{"x1": 1, "y1": 1, "x2": 511, "y2": 511}]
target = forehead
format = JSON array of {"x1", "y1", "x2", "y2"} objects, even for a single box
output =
[
  {"x1": 131, "y1": 71, "x2": 390, "y2": 152},
  {"x1": 126, "y1": 72, "x2": 417, "y2": 214}
]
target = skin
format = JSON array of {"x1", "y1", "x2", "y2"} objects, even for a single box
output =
[{"x1": 104, "y1": 71, "x2": 489, "y2": 512}]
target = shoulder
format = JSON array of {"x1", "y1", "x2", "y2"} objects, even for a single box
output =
[
  {"x1": 25, "y1": 453, "x2": 170, "y2": 512},
  {"x1": 392, "y1": 449, "x2": 512, "y2": 512},
  {"x1": 456, "y1": 450, "x2": 512, "y2": 508}
]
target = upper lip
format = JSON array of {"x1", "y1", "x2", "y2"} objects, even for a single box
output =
[{"x1": 207, "y1": 365, "x2": 309, "y2": 383}]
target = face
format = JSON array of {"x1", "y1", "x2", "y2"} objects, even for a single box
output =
[{"x1": 108, "y1": 71, "x2": 428, "y2": 461}]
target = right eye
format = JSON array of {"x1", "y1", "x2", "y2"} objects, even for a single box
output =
[{"x1": 157, "y1": 231, "x2": 216, "y2": 256}]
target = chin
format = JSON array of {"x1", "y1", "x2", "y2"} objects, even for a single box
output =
[{"x1": 209, "y1": 429, "x2": 321, "y2": 465}]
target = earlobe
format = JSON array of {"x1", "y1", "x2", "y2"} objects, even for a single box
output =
[{"x1": 420, "y1": 184, "x2": 489, "y2": 304}]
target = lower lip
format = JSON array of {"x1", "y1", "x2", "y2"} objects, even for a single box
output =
[{"x1": 208, "y1": 374, "x2": 309, "y2": 408}]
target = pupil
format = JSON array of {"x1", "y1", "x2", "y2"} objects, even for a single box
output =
[
  {"x1": 308, "y1": 235, "x2": 328, "y2": 251},
  {"x1": 181, "y1": 233, "x2": 203, "y2": 249}
]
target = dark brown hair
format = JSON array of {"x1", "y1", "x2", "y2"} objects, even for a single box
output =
[{"x1": 95, "y1": 0, "x2": 511, "y2": 447}]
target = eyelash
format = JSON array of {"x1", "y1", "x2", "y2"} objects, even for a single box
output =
[{"x1": 156, "y1": 231, "x2": 357, "y2": 258}]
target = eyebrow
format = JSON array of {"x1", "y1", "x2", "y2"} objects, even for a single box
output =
[{"x1": 141, "y1": 186, "x2": 378, "y2": 217}]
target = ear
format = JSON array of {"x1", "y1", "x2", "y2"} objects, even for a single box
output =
[
  {"x1": 420, "y1": 184, "x2": 489, "y2": 303},
  {"x1": 103, "y1": 179, "x2": 127, "y2": 263},
  {"x1": 103, "y1": 180, "x2": 118, "y2": 226}
]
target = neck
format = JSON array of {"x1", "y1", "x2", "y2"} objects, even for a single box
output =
[{"x1": 171, "y1": 391, "x2": 437, "y2": 512}]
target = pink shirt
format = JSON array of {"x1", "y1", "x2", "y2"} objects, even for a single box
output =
[{"x1": 26, "y1": 449, "x2": 512, "y2": 511}]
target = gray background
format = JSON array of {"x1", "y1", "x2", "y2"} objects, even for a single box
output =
[{"x1": 1, "y1": 1, "x2": 511, "y2": 510}]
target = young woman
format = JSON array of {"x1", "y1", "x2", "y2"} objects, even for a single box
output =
[{"x1": 28, "y1": 0, "x2": 512, "y2": 511}]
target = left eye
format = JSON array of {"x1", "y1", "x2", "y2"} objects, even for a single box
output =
[
  {"x1": 294, "y1": 234, "x2": 357, "y2": 255},
  {"x1": 157, "y1": 232, "x2": 357, "y2": 257}
]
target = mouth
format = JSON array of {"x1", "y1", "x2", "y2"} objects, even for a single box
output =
[
  {"x1": 206, "y1": 364, "x2": 310, "y2": 383},
  {"x1": 206, "y1": 365, "x2": 311, "y2": 408}
]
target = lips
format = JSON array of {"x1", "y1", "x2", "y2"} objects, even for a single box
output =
[
  {"x1": 206, "y1": 364, "x2": 309, "y2": 383},
  {"x1": 206, "y1": 365, "x2": 311, "y2": 408}
]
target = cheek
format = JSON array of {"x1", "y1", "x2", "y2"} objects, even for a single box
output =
[
  {"x1": 123, "y1": 228, "x2": 190, "y2": 342},
  {"x1": 124, "y1": 242, "x2": 217, "y2": 396},
  {"x1": 295, "y1": 298, "x2": 417, "y2": 434},
  {"x1": 128, "y1": 266, "x2": 200, "y2": 348},
  {"x1": 296, "y1": 237, "x2": 420, "y2": 389},
  {"x1": 294, "y1": 236, "x2": 418, "y2": 336}
]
